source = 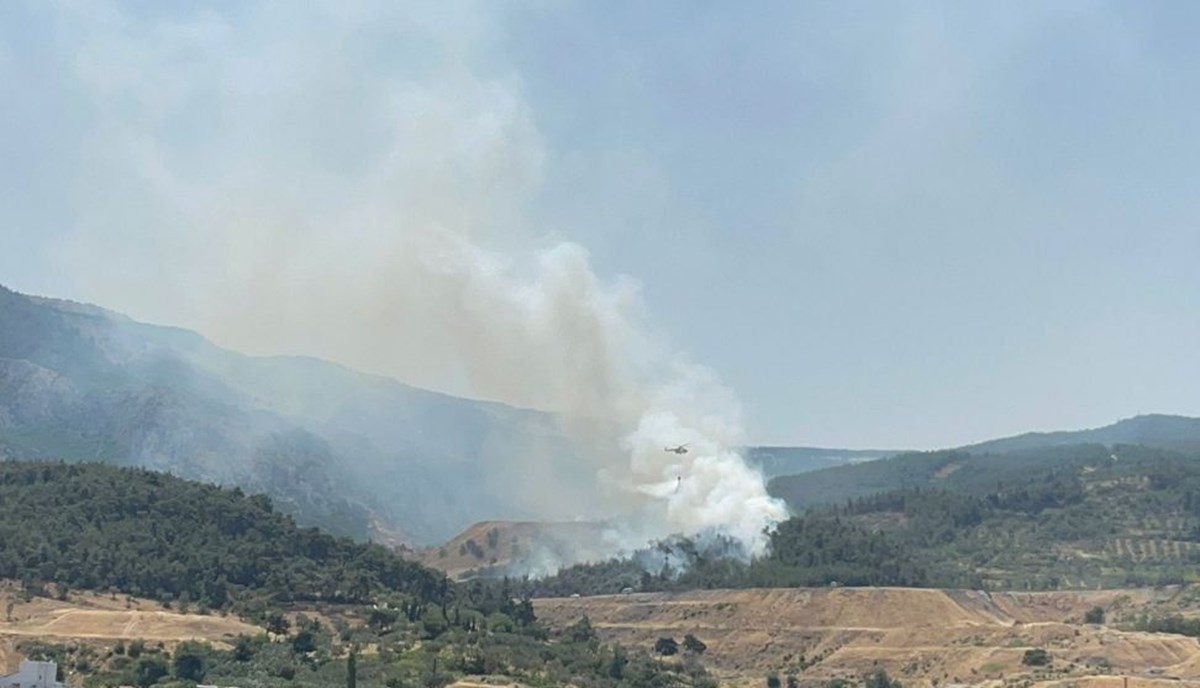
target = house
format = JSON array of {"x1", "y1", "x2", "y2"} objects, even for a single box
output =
[{"x1": 0, "y1": 660, "x2": 65, "y2": 688}]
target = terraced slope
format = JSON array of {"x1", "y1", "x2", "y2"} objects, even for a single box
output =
[{"x1": 536, "y1": 587, "x2": 1200, "y2": 687}]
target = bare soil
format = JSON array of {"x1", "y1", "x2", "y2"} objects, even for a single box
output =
[
  {"x1": 0, "y1": 586, "x2": 260, "y2": 675},
  {"x1": 535, "y1": 587, "x2": 1200, "y2": 687}
]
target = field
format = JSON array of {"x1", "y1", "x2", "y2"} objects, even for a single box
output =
[
  {"x1": 0, "y1": 584, "x2": 260, "y2": 677},
  {"x1": 11, "y1": 578, "x2": 1200, "y2": 688},
  {"x1": 536, "y1": 587, "x2": 1200, "y2": 688}
]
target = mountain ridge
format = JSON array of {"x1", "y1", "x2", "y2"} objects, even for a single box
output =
[
  {"x1": 0, "y1": 284, "x2": 569, "y2": 543},
  {"x1": 959, "y1": 413, "x2": 1200, "y2": 454},
  {"x1": 768, "y1": 414, "x2": 1200, "y2": 514}
]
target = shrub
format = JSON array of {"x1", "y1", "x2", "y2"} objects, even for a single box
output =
[{"x1": 1022, "y1": 648, "x2": 1050, "y2": 666}]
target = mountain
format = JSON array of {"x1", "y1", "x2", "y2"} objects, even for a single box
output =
[
  {"x1": 0, "y1": 284, "x2": 571, "y2": 543},
  {"x1": 767, "y1": 415, "x2": 1200, "y2": 513},
  {"x1": 743, "y1": 445, "x2": 900, "y2": 479},
  {"x1": 544, "y1": 442, "x2": 1200, "y2": 594},
  {"x1": 960, "y1": 414, "x2": 1200, "y2": 455}
]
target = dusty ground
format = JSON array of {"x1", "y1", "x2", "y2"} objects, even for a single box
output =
[
  {"x1": 421, "y1": 520, "x2": 610, "y2": 579},
  {"x1": 536, "y1": 587, "x2": 1200, "y2": 688},
  {"x1": 8, "y1": 581, "x2": 1200, "y2": 687},
  {"x1": 0, "y1": 585, "x2": 260, "y2": 675}
]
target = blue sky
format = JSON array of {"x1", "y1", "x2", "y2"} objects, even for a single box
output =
[{"x1": 3, "y1": 1, "x2": 1199, "y2": 448}]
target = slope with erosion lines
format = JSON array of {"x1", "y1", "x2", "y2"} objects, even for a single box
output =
[
  {"x1": 536, "y1": 587, "x2": 1200, "y2": 687},
  {"x1": 420, "y1": 520, "x2": 613, "y2": 580}
]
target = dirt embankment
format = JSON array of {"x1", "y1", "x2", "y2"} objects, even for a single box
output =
[
  {"x1": 535, "y1": 587, "x2": 1200, "y2": 688},
  {"x1": 421, "y1": 520, "x2": 610, "y2": 579}
]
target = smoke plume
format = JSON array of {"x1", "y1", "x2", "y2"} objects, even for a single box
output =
[{"x1": 49, "y1": 2, "x2": 787, "y2": 557}]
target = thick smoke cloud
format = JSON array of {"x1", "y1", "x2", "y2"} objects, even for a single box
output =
[{"x1": 50, "y1": 2, "x2": 786, "y2": 555}]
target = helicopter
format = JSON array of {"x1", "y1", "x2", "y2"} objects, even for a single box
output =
[{"x1": 664, "y1": 444, "x2": 689, "y2": 455}]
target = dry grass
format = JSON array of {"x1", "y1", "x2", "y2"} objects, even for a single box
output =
[
  {"x1": 535, "y1": 587, "x2": 1200, "y2": 688},
  {"x1": 421, "y1": 520, "x2": 609, "y2": 579},
  {"x1": 0, "y1": 586, "x2": 260, "y2": 674}
]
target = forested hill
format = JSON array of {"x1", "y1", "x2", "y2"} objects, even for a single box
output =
[
  {"x1": 767, "y1": 443, "x2": 1104, "y2": 512},
  {"x1": 0, "y1": 461, "x2": 716, "y2": 688},
  {"x1": 768, "y1": 416, "x2": 1200, "y2": 513},
  {"x1": 0, "y1": 461, "x2": 443, "y2": 614},
  {"x1": 535, "y1": 444, "x2": 1200, "y2": 596},
  {"x1": 959, "y1": 414, "x2": 1200, "y2": 455}
]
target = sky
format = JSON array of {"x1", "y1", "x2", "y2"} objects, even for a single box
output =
[{"x1": 2, "y1": 1, "x2": 1199, "y2": 449}]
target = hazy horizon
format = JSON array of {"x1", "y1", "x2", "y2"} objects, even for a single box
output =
[{"x1": 4, "y1": 2, "x2": 1199, "y2": 449}]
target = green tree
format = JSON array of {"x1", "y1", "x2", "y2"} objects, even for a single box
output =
[
  {"x1": 864, "y1": 668, "x2": 902, "y2": 688},
  {"x1": 128, "y1": 639, "x2": 145, "y2": 659},
  {"x1": 514, "y1": 596, "x2": 536, "y2": 626},
  {"x1": 1085, "y1": 606, "x2": 1106, "y2": 624},
  {"x1": 683, "y1": 633, "x2": 707, "y2": 655},
  {"x1": 767, "y1": 674, "x2": 782, "y2": 688},
  {"x1": 266, "y1": 611, "x2": 290, "y2": 635},
  {"x1": 369, "y1": 607, "x2": 400, "y2": 631},
  {"x1": 654, "y1": 637, "x2": 679, "y2": 656},
  {"x1": 172, "y1": 644, "x2": 206, "y2": 682},
  {"x1": 566, "y1": 615, "x2": 597, "y2": 643},
  {"x1": 292, "y1": 629, "x2": 318, "y2": 654},
  {"x1": 233, "y1": 635, "x2": 255, "y2": 662},
  {"x1": 134, "y1": 656, "x2": 169, "y2": 687},
  {"x1": 1023, "y1": 648, "x2": 1050, "y2": 666},
  {"x1": 347, "y1": 645, "x2": 358, "y2": 688},
  {"x1": 608, "y1": 646, "x2": 628, "y2": 679}
]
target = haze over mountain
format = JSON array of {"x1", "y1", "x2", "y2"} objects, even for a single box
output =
[
  {"x1": 10, "y1": 279, "x2": 1200, "y2": 564},
  {"x1": 958, "y1": 414, "x2": 1200, "y2": 455},
  {"x1": 768, "y1": 414, "x2": 1200, "y2": 513},
  {"x1": 0, "y1": 284, "x2": 791, "y2": 549},
  {"x1": 743, "y1": 446, "x2": 900, "y2": 480},
  {"x1": 0, "y1": 283, "x2": 568, "y2": 543}
]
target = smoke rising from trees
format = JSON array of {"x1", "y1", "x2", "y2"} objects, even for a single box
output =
[{"x1": 45, "y1": 1, "x2": 786, "y2": 556}]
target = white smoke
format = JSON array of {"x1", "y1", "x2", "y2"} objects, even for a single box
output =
[{"x1": 44, "y1": 1, "x2": 787, "y2": 557}]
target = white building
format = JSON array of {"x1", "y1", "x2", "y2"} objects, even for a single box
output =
[{"x1": 0, "y1": 660, "x2": 65, "y2": 688}]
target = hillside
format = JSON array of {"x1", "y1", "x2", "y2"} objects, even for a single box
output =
[
  {"x1": 0, "y1": 284, "x2": 572, "y2": 543},
  {"x1": 0, "y1": 461, "x2": 711, "y2": 688},
  {"x1": 961, "y1": 415, "x2": 1200, "y2": 455},
  {"x1": 537, "y1": 445, "x2": 1200, "y2": 595},
  {"x1": 420, "y1": 520, "x2": 612, "y2": 580},
  {"x1": 0, "y1": 586, "x2": 260, "y2": 647},
  {"x1": 767, "y1": 443, "x2": 1106, "y2": 512},
  {"x1": 768, "y1": 416, "x2": 1200, "y2": 513},
  {"x1": 743, "y1": 446, "x2": 899, "y2": 480},
  {"x1": 0, "y1": 461, "x2": 444, "y2": 614},
  {"x1": 536, "y1": 586, "x2": 1200, "y2": 686}
]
